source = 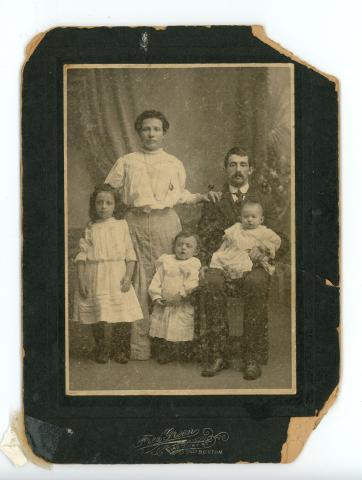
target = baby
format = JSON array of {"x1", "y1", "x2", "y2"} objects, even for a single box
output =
[
  {"x1": 148, "y1": 231, "x2": 201, "y2": 364},
  {"x1": 210, "y1": 201, "x2": 281, "y2": 279}
]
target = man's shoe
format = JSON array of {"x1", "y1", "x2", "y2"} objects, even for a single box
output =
[
  {"x1": 243, "y1": 360, "x2": 261, "y2": 380},
  {"x1": 255, "y1": 351, "x2": 268, "y2": 365},
  {"x1": 201, "y1": 358, "x2": 227, "y2": 377}
]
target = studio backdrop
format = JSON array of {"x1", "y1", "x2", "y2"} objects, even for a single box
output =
[{"x1": 66, "y1": 66, "x2": 292, "y2": 234}]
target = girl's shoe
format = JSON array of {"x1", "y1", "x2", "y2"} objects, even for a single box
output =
[{"x1": 95, "y1": 346, "x2": 109, "y2": 364}]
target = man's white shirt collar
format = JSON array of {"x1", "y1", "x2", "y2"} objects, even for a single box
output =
[{"x1": 229, "y1": 183, "x2": 250, "y2": 195}]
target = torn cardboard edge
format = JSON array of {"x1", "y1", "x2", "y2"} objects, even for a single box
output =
[
  {"x1": 3, "y1": 387, "x2": 338, "y2": 466},
  {"x1": 0, "y1": 424, "x2": 27, "y2": 467},
  {"x1": 251, "y1": 25, "x2": 339, "y2": 87},
  {"x1": 24, "y1": 25, "x2": 338, "y2": 90},
  {"x1": 0, "y1": 414, "x2": 51, "y2": 469},
  {"x1": 280, "y1": 386, "x2": 339, "y2": 463}
]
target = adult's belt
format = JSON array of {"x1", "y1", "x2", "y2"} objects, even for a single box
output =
[{"x1": 127, "y1": 206, "x2": 170, "y2": 215}]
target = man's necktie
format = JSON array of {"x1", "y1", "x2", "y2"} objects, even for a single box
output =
[{"x1": 235, "y1": 190, "x2": 245, "y2": 204}]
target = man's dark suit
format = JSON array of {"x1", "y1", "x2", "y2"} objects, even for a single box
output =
[{"x1": 197, "y1": 183, "x2": 278, "y2": 374}]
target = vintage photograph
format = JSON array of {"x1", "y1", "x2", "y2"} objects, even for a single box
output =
[{"x1": 64, "y1": 63, "x2": 296, "y2": 395}]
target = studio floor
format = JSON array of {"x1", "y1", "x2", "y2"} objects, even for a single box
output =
[{"x1": 68, "y1": 302, "x2": 293, "y2": 394}]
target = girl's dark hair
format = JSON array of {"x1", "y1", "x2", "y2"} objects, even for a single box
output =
[
  {"x1": 134, "y1": 110, "x2": 170, "y2": 133},
  {"x1": 89, "y1": 183, "x2": 125, "y2": 222},
  {"x1": 173, "y1": 230, "x2": 200, "y2": 254}
]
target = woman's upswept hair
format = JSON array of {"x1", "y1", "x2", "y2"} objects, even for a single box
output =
[
  {"x1": 134, "y1": 110, "x2": 170, "y2": 133},
  {"x1": 89, "y1": 183, "x2": 125, "y2": 222}
]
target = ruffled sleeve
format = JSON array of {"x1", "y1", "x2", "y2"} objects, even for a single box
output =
[
  {"x1": 74, "y1": 227, "x2": 92, "y2": 263},
  {"x1": 224, "y1": 223, "x2": 242, "y2": 245},
  {"x1": 224, "y1": 222, "x2": 240, "y2": 237},
  {"x1": 261, "y1": 228, "x2": 282, "y2": 258},
  {"x1": 105, "y1": 157, "x2": 125, "y2": 190},
  {"x1": 155, "y1": 253, "x2": 168, "y2": 269},
  {"x1": 148, "y1": 263, "x2": 164, "y2": 302},
  {"x1": 175, "y1": 160, "x2": 201, "y2": 205}
]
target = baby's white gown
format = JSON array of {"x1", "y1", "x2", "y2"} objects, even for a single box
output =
[
  {"x1": 210, "y1": 223, "x2": 281, "y2": 279},
  {"x1": 148, "y1": 254, "x2": 201, "y2": 342}
]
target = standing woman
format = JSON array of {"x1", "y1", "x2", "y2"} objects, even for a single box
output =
[{"x1": 105, "y1": 110, "x2": 214, "y2": 360}]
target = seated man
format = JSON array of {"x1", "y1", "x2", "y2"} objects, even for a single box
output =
[{"x1": 197, "y1": 147, "x2": 280, "y2": 380}]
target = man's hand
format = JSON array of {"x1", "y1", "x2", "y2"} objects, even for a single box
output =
[
  {"x1": 120, "y1": 275, "x2": 132, "y2": 292},
  {"x1": 249, "y1": 246, "x2": 264, "y2": 264}
]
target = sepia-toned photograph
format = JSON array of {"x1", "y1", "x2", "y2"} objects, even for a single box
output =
[{"x1": 64, "y1": 63, "x2": 296, "y2": 395}]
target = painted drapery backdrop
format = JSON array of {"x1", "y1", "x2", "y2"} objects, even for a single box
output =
[{"x1": 67, "y1": 66, "x2": 292, "y2": 235}]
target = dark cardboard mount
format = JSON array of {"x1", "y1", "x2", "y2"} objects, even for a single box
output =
[{"x1": 22, "y1": 26, "x2": 339, "y2": 464}]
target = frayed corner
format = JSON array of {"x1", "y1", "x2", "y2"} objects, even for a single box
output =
[
  {"x1": 280, "y1": 387, "x2": 339, "y2": 463},
  {"x1": 251, "y1": 25, "x2": 339, "y2": 89},
  {"x1": 0, "y1": 413, "x2": 51, "y2": 469}
]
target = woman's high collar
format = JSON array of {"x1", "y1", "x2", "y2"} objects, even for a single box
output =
[{"x1": 140, "y1": 148, "x2": 164, "y2": 155}]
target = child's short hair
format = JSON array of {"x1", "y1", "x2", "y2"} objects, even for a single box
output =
[
  {"x1": 89, "y1": 183, "x2": 125, "y2": 222},
  {"x1": 241, "y1": 201, "x2": 264, "y2": 215},
  {"x1": 173, "y1": 230, "x2": 200, "y2": 253},
  {"x1": 134, "y1": 110, "x2": 170, "y2": 133}
]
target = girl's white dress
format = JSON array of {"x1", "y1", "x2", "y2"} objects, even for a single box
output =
[
  {"x1": 73, "y1": 217, "x2": 143, "y2": 324},
  {"x1": 148, "y1": 254, "x2": 201, "y2": 342},
  {"x1": 210, "y1": 223, "x2": 281, "y2": 279}
]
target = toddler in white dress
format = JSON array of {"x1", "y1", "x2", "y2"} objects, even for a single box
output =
[
  {"x1": 74, "y1": 184, "x2": 143, "y2": 364},
  {"x1": 210, "y1": 202, "x2": 281, "y2": 279},
  {"x1": 148, "y1": 231, "x2": 201, "y2": 364}
]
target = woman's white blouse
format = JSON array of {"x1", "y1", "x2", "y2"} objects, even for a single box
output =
[{"x1": 105, "y1": 149, "x2": 199, "y2": 210}]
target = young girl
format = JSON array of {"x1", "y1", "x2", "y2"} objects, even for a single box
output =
[
  {"x1": 148, "y1": 231, "x2": 201, "y2": 364},
  {"x1": 210, "y1": 201, "x2": 281, "y2": 279},
  {"x1": 74, "y1": 184, "x2": 143, "y2": 364}
]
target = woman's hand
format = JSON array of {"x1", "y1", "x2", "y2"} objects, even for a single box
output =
[
  {"x1": 205, "y1": 191, "x2": 222, "y2": 203},
  {"x1": 198, "y1": 191, "x2": 222, "y2": 203},
  {"x1": 207, "y1": 190, "x2": 222, "y2": 203},
  {"x1": 120, "y1": 275, "x2": 132, "y2": 292}
]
